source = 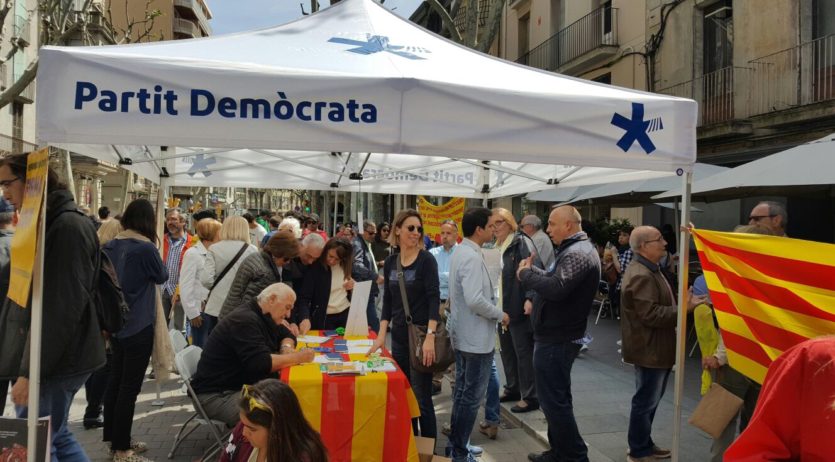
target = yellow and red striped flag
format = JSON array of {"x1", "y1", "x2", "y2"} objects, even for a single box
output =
[{"x1": 692, "y1": 230, "x2": 835, "y2": 384}]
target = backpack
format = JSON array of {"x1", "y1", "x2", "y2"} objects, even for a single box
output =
[{"x1": 95, "y1": 247, "x2": 130, "y2": 334}]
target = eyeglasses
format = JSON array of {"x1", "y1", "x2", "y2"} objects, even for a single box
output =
[
  {"x1": 643, "y1": 236, "x2": 665, "y2": 245},
  {"x1": 242, "y1": 384, "x2": 272, "y2": 414},
  {"x1": 406, "y1": 225, "x2": 424, "y2": 234},
  {"x1": 0, "y1": 177, "x2": 22, "y2": 188},
  {"x1": 365, "y1": 229, "x2": 376, "y2": 235},
  {"x1": 494, "y1": 219, "x2": 506, "y2": 226},
  {"x1": 381, "y1": 228, "x2": 390, "y2": 233},
  {"x1": 749, "y1": 215, "x2": 775, "y2": 222}
]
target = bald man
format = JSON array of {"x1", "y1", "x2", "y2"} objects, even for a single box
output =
[
  {"x1": 517, "y1": 206, "x2": 601, "y2": 462},
  {"x1": 621, "y1": 226, "x2": 705, "y2": 462},
  {"x1": 747, "y1": 201, "x2": 787, "y2": 236}
]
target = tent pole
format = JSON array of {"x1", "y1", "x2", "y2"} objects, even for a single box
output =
[
  {"x1": 26, "y1": 176, "x2": 47, "y2": 462},
  {"x1": 333, "y1": 190, "x2": 339, "y2": 237},
  {"x1": 671, "y1": 171, "x2": 693, "y2": 462}
]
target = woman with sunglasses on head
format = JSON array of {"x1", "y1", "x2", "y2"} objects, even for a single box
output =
[
  {"x1": 294, "y1": 238, "x2": 355, "y2": 331},
  {"x1": 220, "y1": 379, "x2": 327, "y2": 462},
  {"x1": 369, "y1": 209, "x2": 441, "y2": 440}
]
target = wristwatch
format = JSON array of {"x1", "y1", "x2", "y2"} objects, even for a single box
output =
[{"x1": 426, "y1": 329, "x2": 435, "y2": 336}]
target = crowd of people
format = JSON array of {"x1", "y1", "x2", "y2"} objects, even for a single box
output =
[{"x1": 0, "y1": 149, "x2": 831, "y2": 462}]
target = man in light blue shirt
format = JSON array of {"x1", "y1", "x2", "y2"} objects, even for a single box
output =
[
  {"x1": 429, "y1": 219, "x2": 458, "y2": 302},
  {"x1": 446, "y1": 208, "x2": 509, "y2": 462},
  {"x1": 430, "y1": 219, "x2": 458, "y2": 395}
]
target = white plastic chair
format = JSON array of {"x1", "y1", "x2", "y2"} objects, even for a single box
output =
[
  {"x1": 168, "y1": 346, "x2": 229, "y2": 460},
  {"x1": 169, "y1": 329, "x2": 188, "y2": 354}
]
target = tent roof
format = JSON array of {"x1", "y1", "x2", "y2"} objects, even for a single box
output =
[
  {"x1": 653, "y1": 134, "x2": 835, "y2": 200},
  {"x1": 37, "y1": 0, "x2": 696, "y2": 175}
]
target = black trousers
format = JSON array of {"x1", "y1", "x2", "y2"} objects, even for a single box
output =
[
  {"x1": 84, "y1": 351, "x2": 113, "y2": 420},
  {"x1": 324, "y1": 310, "x2": 350, "y2": 331},
  {"x1": 0, "y1": 380, "x2": 8, "y2": 413},
  {"x1": 103, "y1": 325, "x2": 154, "y2": 451}
]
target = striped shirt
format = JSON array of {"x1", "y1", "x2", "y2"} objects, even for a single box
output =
[{"x1": 163, "y1": 234, "x2": 187, "y2": 295}]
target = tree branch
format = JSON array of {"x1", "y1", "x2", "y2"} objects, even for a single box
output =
[
  {"x1": 463, "y1": 0, "x2": 478, "y2": 47},
  {"x1": 0, "y1": 58, "x2": 37, "y2": 108},
  {"x1": 425, "y1": 0, "x2": 462, "y2": 43}
]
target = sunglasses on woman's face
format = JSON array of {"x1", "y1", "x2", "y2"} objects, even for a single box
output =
[{"x1": 406, "y1": 225, "x2": 424, "y2": 234}]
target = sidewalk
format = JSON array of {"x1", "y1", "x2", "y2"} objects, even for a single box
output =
[{"x1": 2, "y1": 316, "x2": 714, "y2": 461}]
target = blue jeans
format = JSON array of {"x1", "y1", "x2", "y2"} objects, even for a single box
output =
[
  {"x1": 484, "y1": 358, "x2": 500, "y2": 426},
  {"x1": 391, "y1": 334, "x2": 436, "y2": 439},
  {"x1": 533, "y1": 341, "x2": 588, "y2": 462},
  {"x1": 446, "y1": 350, "x2": 494, "y2": 462},
  {"x1": 190, "y1": 312, "x2": 217, "y2": 348},
  {"x1": 366, "y1": 295, "x2": 380, "y2": 334},
  {"x1": 628, "y1": 366, "x2": 671, "y2": 458},
  {"x1": 16, "y1": 373, "x2": 92, "y2": 462}
]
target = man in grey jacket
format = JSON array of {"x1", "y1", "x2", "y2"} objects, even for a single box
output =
[
  {"x1": 446, "y1": 207, "x2": 509, "y2": 462},
  {"x1": 520, "y1": 214, "x2": 555, "y2": 270}
]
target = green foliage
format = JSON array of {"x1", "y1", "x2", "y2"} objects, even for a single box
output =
[{"x1": 587, "y1": 217, "x2": 633, "y2": 247}]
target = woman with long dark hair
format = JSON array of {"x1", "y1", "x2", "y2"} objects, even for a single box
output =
[
  {"x1": 295, "y1": 238, "x2": 355, "y2": 330},
  {"x1": 369, "y1": 209, "x2": 440, "y2": 439},
  {"x1": 220, "y1": 379, "x2": 328, "y2": 462},
  {"x1": 371, "y1": 221, "x2": 391, "y2": 269},
  {"x1": 102, "y1": 199, "x2": 168, "y2": 462}
]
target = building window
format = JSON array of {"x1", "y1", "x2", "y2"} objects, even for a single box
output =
[
  {"x1": 703, "y1": 0, "x2": 733, "y2": 75},
  {"x1": 593, "y1": 72, "x2": 612, "y2": 84},
  {"x1": 519, "y1": 13, "x2": 530, "y2": 60},
  {"x1": 602, "y1": 1, "x2": 613, "y2": 36},
  {"x1": 12, "y1": 102, "x2": 23, "y2": 153},
  {"x1": 814, "y1": 0, "x2": 835, "y2": 39}
]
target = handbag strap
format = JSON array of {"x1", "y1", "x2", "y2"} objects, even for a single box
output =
[
  {"x1": 396, "y1": 256, "x2": 413, "y2": 325},
  {"x1": 209, "y1": 243, "x2": 249, "y2": 295}
]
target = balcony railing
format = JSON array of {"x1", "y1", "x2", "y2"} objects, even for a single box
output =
[
  {"x1": 0, "y1": 133, "x2": 37, "y2": 155},
  {"x1": 173, "y1": 0, "x2": 212, "y2": 36},
  {"x1": 173, "y1": 18, "x2": 200, "y2": 38},
  {"x1": 657, "y1": 66, "x2": 751, "y2": 126},
  {"x1": 748, "y1": 33, "x2": 835, "y2": 116},
  {"x1": 517, "y1": 6, "x2": 618, "y2": 72}
]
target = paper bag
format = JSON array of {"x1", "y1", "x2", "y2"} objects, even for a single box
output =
[{"x1": 688, "y1": 383, "x2": 743, "y2": 438}]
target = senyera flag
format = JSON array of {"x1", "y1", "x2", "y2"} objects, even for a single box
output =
[{"x1": 692, "y1": 230, "x2": 835, "y2": 384}]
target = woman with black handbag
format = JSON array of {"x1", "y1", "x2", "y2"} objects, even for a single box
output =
[{"x1": 369, "y1": 209, "x2": 441, "y2": 439}]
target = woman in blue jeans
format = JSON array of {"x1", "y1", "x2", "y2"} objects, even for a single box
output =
[
  {"x1": 102, "y1": 199, "x2": 168, "y2": 462},
  {"x1": 370, "y1": 209, "x2": 441, "y2": 440}
]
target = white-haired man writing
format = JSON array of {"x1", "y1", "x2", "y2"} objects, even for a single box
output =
[{"x1": 191, "y1": 283, "x2": 314, "y2": 427}]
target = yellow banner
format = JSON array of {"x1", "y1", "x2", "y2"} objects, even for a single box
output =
[
  {"x1": 416, "y1": 196, "x2": 465, "y2": 244},
  {"x1": 9, "y1": 148, "x2": 49, "y2": 307}
]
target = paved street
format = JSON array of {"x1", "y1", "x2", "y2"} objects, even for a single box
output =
[{"x1": 3, "y1": 311, "x2": 714, "y2": 461}]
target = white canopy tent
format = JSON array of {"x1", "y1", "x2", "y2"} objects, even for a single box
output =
[
  {"x1": 654, "y1": 134, "x2": 835, "y2": 200},
  {"x1": 527, "y1": 163, "x2": 727, "y2": 204},
  {"x1": 32, "y1": 0, "x2": 698, "y2": 459}
]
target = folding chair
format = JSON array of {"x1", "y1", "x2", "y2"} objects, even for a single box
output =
[
  {"x1": 168, "y1": 346, "x2": 229, "y2": 460},
  {"x1": 169, "y1": 329, "x2": 188, "y2": 354}
]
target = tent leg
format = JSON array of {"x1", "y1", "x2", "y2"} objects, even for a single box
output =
[
  {"x1": 671, "y1": 172, "x2": 693, "y2": 462},
  {"x1": 333, "y1": 190, "x2": 339, "y2": 237},
  {"x1": 27, "y1": 170, "x2": 48, "y2": 462}
]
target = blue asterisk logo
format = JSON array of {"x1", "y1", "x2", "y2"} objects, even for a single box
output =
[
  {"x1": 610, "y1": 102, "x2": 663, "y2": 154},
  {"x1": 187, "y1": 154, "x2": 216, "y2": 178},
  {"x1": 328, "y1": 34, "x2": 431, "y2": 60}
]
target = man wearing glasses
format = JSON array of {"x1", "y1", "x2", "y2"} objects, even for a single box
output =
[
  {"x1": 190, "y1": 283, "x2": 314, "y2": 427},
  {"x1": 748, "y1": 201, "x2": 787, "y2": 236},
  {"x1": 620, "y1": 226, "x2": 706, "y2": 462},
  {"x1": 351, "y1": 220, "x2": 384, "y2": 333}
]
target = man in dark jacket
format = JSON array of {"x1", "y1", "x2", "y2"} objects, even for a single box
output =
[
  {"x1": 352, "y1": 220, "x2": 384, "y2": 333},
  {"x1": 191, "y1": 283, "x2": 313, "y2": 427},
  {"x1": 0, "y1": 152, "x2": 105, "y2": 461},
  {"x1": 0, "y1": 198, "x2": 14, "y2": 412},
  {"x1": 517, "y1": 206, "x2": 600, "y2": 462},
  {"x1": 620, "y1": 226, "x2": 705, "y2": 462}
]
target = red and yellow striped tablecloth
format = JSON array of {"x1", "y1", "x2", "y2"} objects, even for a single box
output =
[{"x1": 280, "y1": 332, "x2": 420, "y2": 462}]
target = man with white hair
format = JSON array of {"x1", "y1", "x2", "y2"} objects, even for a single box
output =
[
  {"x1": 191, "y1": 283, "x2": 314, "y2": 427},
  {"x1": 287, "y1": 232, "x2": 326, "y2": 334},
  {"x1": 748, "y1": 201, "x2": 787, "y2": 236},
  {"x1": 621, "y1": 226, "x2": 706, "y2": 462},
  {"x1": 520, "y1": 214, "x2": 555, "y2": 270}
]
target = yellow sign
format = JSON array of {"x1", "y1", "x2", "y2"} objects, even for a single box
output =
[
  {"x1": 9, "y1": 148, "x2": 49, "y2": 307},
  {"x1": 416, "y1": 196, "x2": 465, "y2": 244}
]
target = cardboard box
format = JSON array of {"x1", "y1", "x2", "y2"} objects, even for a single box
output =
[{"x1": 415, "y1": 436, "x2": 452, "y2": 461}]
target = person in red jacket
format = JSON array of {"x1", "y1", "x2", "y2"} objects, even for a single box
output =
[
  {"x1": 724, "y1": 335, "x2": 835, "y2": 461},
  {"x1": 219, "y1": 379, "x2": 327, "y2": 462}
]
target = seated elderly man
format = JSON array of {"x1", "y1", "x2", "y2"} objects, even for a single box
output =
[{"x1": 190, "y1": 283, "x2": 314, "y2": 427}]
